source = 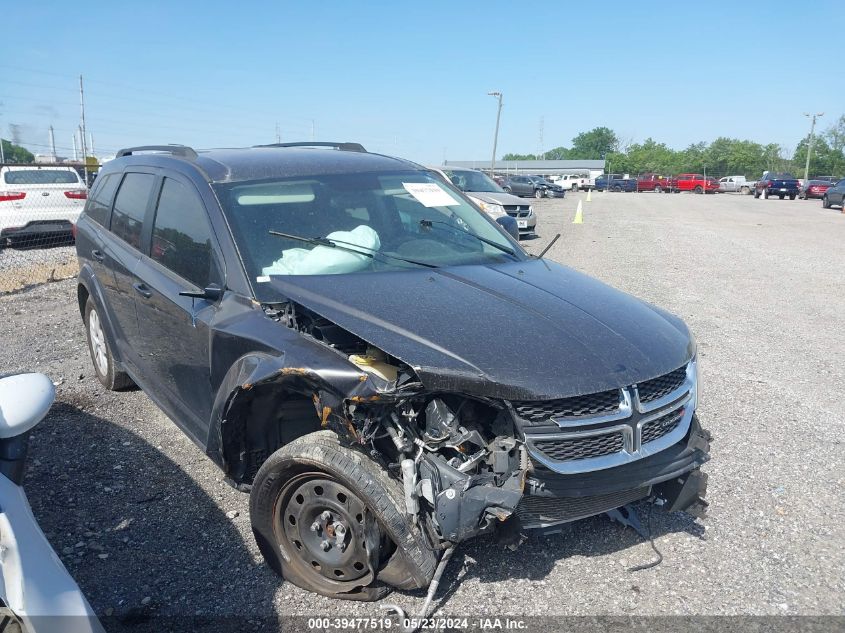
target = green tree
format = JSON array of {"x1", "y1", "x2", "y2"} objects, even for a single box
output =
[
  {"x1": 543, "y1": 146, "x2": 571, "y2": 160},
  {"x1": 569, "y1": 127, "x2": 619, "y2": 159},
  {"x1": 1, "y1": 139, "x2": 34, "y2": 163},
  {"x1": 793, "y1": 136, "x2": 845, "y2": 178},
  {"x1": 501, "y1": 153, "x2": 537, "y2": 161},
  {"x1": 624, "y1": 138, "x2": 674, "y2": 175}
]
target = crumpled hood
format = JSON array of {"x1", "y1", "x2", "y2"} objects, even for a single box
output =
[
  {"x1": 465, "y1": 191, "x2": 528, "y2": 207},
  {"x1": 269, "y1": 259, "x2": 694, "y2": 400}
]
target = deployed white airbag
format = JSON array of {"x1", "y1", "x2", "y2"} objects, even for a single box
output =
[{"x1": 262, "y1": 225, "x2": 380, "y2": 276}]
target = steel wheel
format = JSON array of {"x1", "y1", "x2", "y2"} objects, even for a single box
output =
[
  {"x1": 534, "y1": 188, "x2": 544, "y2": 199},
  {"x1": 88, "y1": 308, "x2": 109, "y2": 377},
  {"x1": 275, "y1": 473, "x2": 377, "y2": 586},
  {"x1": 654, "y1": 185, "x2": 662, "y2": 193}
]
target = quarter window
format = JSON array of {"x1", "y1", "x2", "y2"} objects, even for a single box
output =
[
  {"x1": 151, "y1": 178, "x2": 218, "y2": 288},
  {"x1": 111, "y1": 173, "x2": 155, "y2": 250},
  {"x1": 85, "y1": 174, "x2": 118, "y2": 226}
]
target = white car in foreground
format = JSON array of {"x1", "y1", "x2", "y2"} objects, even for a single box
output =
[
  {"x1": 0, "y1": 373, "x2": 103, "y2": 633},
  {"x1": 0, "y1": 166, "x2": 87, "y2": 246}
]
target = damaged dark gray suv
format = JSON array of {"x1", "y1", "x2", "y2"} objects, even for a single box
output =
[{"x1": 75, "y1": 142, "x2": 710, "y2": 600}]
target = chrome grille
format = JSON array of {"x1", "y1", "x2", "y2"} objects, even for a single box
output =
[
  {"x1": 641, "y1": 408, "x2": 684, "y2": 444},
  {"x1": 637, "y1": 366, "x2": 686, "y2": 403},
  {"x1": 517, "y1": 360, "x2": 695, "y2": 475},
  {"x1": 534, "y1": 432, "x2": 624, "y2": 461},
  {"x1": 513, "y1": 389, "x2": 620, "y2": 423}
]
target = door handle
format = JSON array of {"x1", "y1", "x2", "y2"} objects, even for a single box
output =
[
  {"x1": 91, "y1": 249, "x2": 105, "y2": 262},
  {"x1": 132, "y1": 282, "x2": 153, "y2": 299}
]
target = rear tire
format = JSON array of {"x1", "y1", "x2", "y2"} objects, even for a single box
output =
[
  {"x1": 762, "y1": 188, "x2": 769, "y2": 199},
  {"x1": 84, "y1": 298, "x2": 134, "y2": 391},
  {"x1": 822, "y1": 195, "x2": 830, "y2": 208},
  {"x1": 534, "y1": 188, "x2": 544, "y2": 199},
  {"x1": 694, "y1": 185, "x2": 703, "y2": 194},
  {"x1": 249, "y1": 431, "x2": 437, "y2": 600},
  {"x1": 654, "y1": 185, "x2": 662, "y2": 193},
  {"x1": 503, "y1": 187, "x2": 512, "y2": 194}
]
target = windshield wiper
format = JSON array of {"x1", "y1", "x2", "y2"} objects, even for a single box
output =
[
  {"x1": 268, "y1": 230, "x2": 437, "y2": 269},
  {"x1": 418, "y1": 219, "x2": 516, "y2": 256},
  {"x1": 268, "y1": 230, "x2": 374, "y2": 258}
]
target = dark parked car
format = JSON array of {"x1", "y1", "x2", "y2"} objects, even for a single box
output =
[
  {"x1": 501, "y1": 174, "x2": 564, "y2": 198},
  {"x1": 594, "y1": 173, "x2": 637, "y2": 192},
  {"x1": 799, "y1": 179, "x2": 834, "y2": 199},
  {"x1": 754, "y1": 172, "x2": 800, "y2": 200},
  {"x1": 75, "y1": 142, "x2": 709, "y2": 601},
  {"x1": 822, "y1": 179, "x2": 845, "y2": 209}
]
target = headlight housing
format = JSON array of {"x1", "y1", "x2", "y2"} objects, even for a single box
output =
[
  {"x1": 527, "y1": 206, "x2": 534, "y2": 216},
  {"x1": 470, "y1": 197, "x2": 506, "y2": 219}
]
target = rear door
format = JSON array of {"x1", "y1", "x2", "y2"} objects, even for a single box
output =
[
  {"x1": 132, "y1": 175, "x2": 225, "y2": 442},
  {"x1": 101, "y1": 170, "x2": 158, "y2": 370}
]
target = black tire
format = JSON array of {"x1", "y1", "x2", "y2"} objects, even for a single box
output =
[
  {"x1": 694, "y1": 185, "x2": 703, "y2": 194},
  {"x1": 250, "y1": 431, "x2": 437, "y2": 600},
  {"x1": 789, "y1": 194, "x2": 796, "y2": 200},
  {"x1": 534, "y1": 188, "x2": 544, "y2": 199},
  {"x1": 611, "y1": 185, "x2": 622, "y2": 192},
  {"x1": 822, "y1": 195, "x2": 830, "y2": 208},
  {"x1": 762, "y1": 188, "x2": 769, "y2": 199},
  {"x1": 84, "y1": 298, "x2": 134, "y2": 391},
  {"x1": 741, "y1": 186, "x2": 749, "y2": 195},
  {"x1": 654, "y1": 185, "x2": 662, "y2": 193},
  {"x1": 503, "y1": 187, "x2": 512, "y2": 194}
]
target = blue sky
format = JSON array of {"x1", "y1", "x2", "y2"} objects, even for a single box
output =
[{"x1": 2, "y1": 1, "x2": 843, "y2": 164}]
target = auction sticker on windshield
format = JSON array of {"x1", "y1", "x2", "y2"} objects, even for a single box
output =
[{"x1": 403, "y1": 182, "x2": 460, "y2": 207}]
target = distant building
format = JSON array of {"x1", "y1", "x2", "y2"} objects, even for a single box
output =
[
  {"x1": 34, "y1": 154, "x2": 65, "y2": 164},
  {"x1": 444, "y1": 159, "x2": 606, "y2": 179}
]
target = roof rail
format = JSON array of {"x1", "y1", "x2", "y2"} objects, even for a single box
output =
[
  {"x1": 253, "y1": 141, "x2": 367, "y2": 153},
  {"x1": 115, "y1": 145, "x2": 198, "y2": 159}
]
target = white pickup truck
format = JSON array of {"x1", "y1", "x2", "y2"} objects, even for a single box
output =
[
  {"x1": 717, "y1": 175, "x2": 754, "y2": 194},
  {"x1": 552, "y1": 173, "x2": 595, "y2": 191}
]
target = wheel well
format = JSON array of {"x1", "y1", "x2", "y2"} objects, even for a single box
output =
[
  {"x1": 222, "y1": 385, "x2": 323, "y2": 485},
  {"x1": 77, "y1": 283, "x2": 90, "y2": 318}
]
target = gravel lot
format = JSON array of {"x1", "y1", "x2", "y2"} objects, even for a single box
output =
[{"x1": 1, "y1": 192, "x2": 843, "y2": 628}]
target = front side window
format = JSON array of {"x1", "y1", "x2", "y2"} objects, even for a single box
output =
[
  {"x1": 151, "y1": 178, "x2": 218, "y2": 288},
  {"x1": 213, "y1": 171, "x2": 523, "y2": 301},
  {"x1": 111, "y1": 173, "x2": 155, "y2": 250}
]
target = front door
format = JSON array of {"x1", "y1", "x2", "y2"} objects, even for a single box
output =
[{"x1": 132, "y1": 175, "x2": 224, "y2": 443}]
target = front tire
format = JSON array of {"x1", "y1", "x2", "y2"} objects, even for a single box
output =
[
  {"x1": 694, "y1": 185, "x2": 703, "y2": 194},
  {"x1": 762, "y1": 188, "x2": 769, "y2": 199},
  {"x1": 84, "y1": 298, "x2": 133, "y2": 391},
  {"x1": 250, "y1": 431, "x2": 437, "y2": 600},
  {"x1": 654, "y1": 185, "x2": 662, "y2": 193},
  {"x1": 822, "y1": 195, "x2": 830, "y2": 208}
]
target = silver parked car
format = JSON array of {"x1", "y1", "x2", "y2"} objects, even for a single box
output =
[{"x1": 429, "y1": 166, "x2": 537, "y2": 238}]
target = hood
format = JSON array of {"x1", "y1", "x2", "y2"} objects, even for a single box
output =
[
  {"x1": 466, "y1": 191, "x2": 528, "y2": 207},
  {"x1": 269, "y1": 260, "x2": 694, "y2": 401}
]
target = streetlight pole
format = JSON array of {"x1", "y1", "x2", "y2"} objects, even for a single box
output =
[
  {"x1": 488, "y1": 91, "x2": 502, "y2": 178},
  {"x1": 803, "y1": 112, "x2": 824, "y2": 184}
]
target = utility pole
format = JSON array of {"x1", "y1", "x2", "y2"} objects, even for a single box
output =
[
  {"x1": 0, "y1": 101, "x2": 5, "y2": 164},
  {"x1": 539, "y1": 115, "x2": 545, "y2": 161},
  {"x1": 488, "y1": 91, "x2": 503, "y2": 177},
  {"x1": 79, "y1": 75, "x2": 88, "y2": 183},
  {"x1": 803, "y1": 112, "x2": 824, "y2": 184},
  {"x1": 49, "y1": 125, "x2": 57, "y2": 161},
  {"x1": 72, "y1": 133, "x2": 78, "y2": 161},
  {"x1": 275, "y1": 122, "x2": 281, "y2": 143},
  {"x1": 89, "y1": 131, "x2": 95, "y2": 159},
  {"x1": 311, "y1": 119, "x2": 316, "y2": 141}
]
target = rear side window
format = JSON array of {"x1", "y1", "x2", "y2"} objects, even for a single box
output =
[
  {"x1": 150, "y1": 178, "x2": 218, "y2": 288},
  {"x1": 111, "y1": 173, "x2": 155, "y2": 250},
  {"x1": 85, "y1": 174, "x2": 119, "y2": 226},
  {"x1": 3, "y1": 169, "x2": 80, "y2": 185}
]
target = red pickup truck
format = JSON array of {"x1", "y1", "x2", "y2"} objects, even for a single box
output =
[
  {"x1": 668, "y1": 173, "x2": 720, "y2": 194},
  {"x1": 636, "y1": 173, "x2": 670, "y2": 192}
]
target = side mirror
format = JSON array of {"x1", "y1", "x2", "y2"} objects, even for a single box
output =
[
  {"x1": 496, "y1": 215, "x2": 519, "y2": 240},
  {"x1": 179, "y1": 283, "x2": 223, "y2": 302}
]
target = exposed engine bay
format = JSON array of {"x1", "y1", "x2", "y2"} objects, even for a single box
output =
[{"x1": 276, "y1": 301, "x2": 530, "y2": 545}]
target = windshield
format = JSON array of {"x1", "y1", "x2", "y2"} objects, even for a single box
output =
[
  {"x1": 444, "y1": 169, "x2": 504, "y2": 193},
  {"x1": 213, "y1": 171, "x2": 524, "y2": 301}
]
